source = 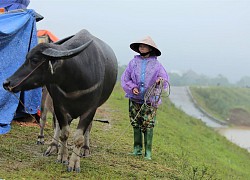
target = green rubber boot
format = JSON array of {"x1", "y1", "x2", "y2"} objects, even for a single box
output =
[
  {"x1": 144, "y1": 128, "x2": 153, "y2": 160},
  {"x1": 130, "y1": 127, "x2": 142, "y2": 156}
]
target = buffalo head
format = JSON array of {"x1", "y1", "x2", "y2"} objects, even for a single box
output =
[{"x1": 3, "y1": 39, "x2": 93, "y2": 93}]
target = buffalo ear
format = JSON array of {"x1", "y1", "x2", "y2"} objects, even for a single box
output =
[{"x1": 42, "y1": 40, "x2": 93, "y2": 59}]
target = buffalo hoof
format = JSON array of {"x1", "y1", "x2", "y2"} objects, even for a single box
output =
[
  {"x1": 43, "y1": 144, "x2": 58, "y2": 156},
  {"x1": 67, "y1": 166, "x2": 73, "y2": 172},
  {"x1": 37, "y1": 135, "x2": 45, "y2": 145},
  {"x1": 55, "y1": 159, "x2": 68, "y2": 165},
  {"x1": 81, "y1": 145, "x2": 90, "y2": 157},
  {"x1": 75, "y1": 167, "x2": 81, "y2": 173},
  {"x1": 67, "y1": 166, "x2": 81, "y2": 173},
  {"x1": 62, "y1": 160, "x2": 69, "y2": 165},
  {"x1": 55, "y1": 159, "x2": 61, "y2": 163},
  {"x1": 36, "y1": 141, "x2": 44, "y2": 145},
  {"x1": 81, "y1": 148, "x2": 90, "y2": 157}
]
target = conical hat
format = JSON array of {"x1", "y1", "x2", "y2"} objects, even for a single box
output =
[{"x1": 130, "y1": 36, "x2": 161, "y2": 56}]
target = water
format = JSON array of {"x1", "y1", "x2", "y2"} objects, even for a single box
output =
[
  {"x1": 169, "y1": 86, "x2": 225, "y2": 128},
  {"x1": 217, "y1": 127, "x2": 250, "y2": 152},
  {"x1": 169, "y1": 86, "x2": 250, "y2": 152}
]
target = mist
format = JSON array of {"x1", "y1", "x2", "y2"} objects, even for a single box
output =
[{"x1": 29, "y1": 0, "x2": 250, "y2": 83}]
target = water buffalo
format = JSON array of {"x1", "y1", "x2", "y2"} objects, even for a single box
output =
[
  {"x1": 3, "y1": 29, "x2": 118, "y2": 172},
  {"x1": 37, "y1": 35, "x2": 92, "y2": 157}
]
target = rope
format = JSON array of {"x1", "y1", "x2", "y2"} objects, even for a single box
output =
[
  {"x1": 11, "y1": 92, "x2": 83, "y2": 158},
  {"x1": 128, "y1": 79, "x2": 170, "y2": 124},
  {"x1": 7, "y1": 55, "x2": 89, "y2": 158},
  {"x1": 96, "y1": 79, "x2": 170, "y2": 154},
  {"x1": 10, "y1": 79, "x2": 170, "y2": 158},
  {"x1": 8, "y1": 61, "x2": 45, "y2": 91}
]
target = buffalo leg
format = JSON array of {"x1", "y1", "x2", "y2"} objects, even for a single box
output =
[
  {"x1": 37, "y1": 88, "x2": 48, "y2": 144},
  {"x1": 37, "y1": 110, "x2": 47, "y2": 145},
  {"x1": 81, "y1": 121, "x2": 92, "y2": 157},
  {"x1": 68, "y1": 110, "x2": 96, "y2": 172},
  {"x1": 44, "y1": 114, "x2": 60, "y2": 156},
  {"x1": 57, "y1": 125, "x2": 70, "y2": 164},
  {"x1": 38, "y1": 87, "x2": 55, "y2": 145}
]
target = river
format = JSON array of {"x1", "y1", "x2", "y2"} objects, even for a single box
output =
[{"x1": 169, "y1": 86, "x2": 250, "y2": 152}]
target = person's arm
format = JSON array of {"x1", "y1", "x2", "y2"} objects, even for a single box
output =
[{"x1": 121, "y1": 62, "x2": 138, "y2": 94}]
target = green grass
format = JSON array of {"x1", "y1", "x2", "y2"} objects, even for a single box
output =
[
  {"x1": 190, "y1": 86, "x2": 250, "y2": 121},
  {"x1": 0, "y1": 84, "x2": 250, "y2": 179}
]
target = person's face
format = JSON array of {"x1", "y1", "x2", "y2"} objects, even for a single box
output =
[{"x1": 139, "y1": 44, "x2": 152, "y2": 53}]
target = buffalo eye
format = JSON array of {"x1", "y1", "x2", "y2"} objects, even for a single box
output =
[{"x1": 29, "y1": 58, "x2": 40, "y2": 65}]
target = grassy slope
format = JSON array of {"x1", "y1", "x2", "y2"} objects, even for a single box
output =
[
  {"x1": 190, "y1": 86, "x2": 250, "y2": 121},
  {"x1": 0, "y1": 84, "x2": 250, "y2": 179}
]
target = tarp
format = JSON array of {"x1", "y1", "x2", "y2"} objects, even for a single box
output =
[
  {"x1": 0, "y1": 0, "x2": 30, "y2": 11},
  {"x1": 0, "y1": 9, "x2": 42, "y2": 134},
  {"x1": 37, "y1": 30, "x2": 59, "y2": 42}
]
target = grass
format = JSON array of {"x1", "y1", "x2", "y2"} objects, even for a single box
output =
[
  {"x1": 0, "y1": 83, "x2": 250, "y2": 179},
  {"x1": 190, "y1": 86, "x2": 250, "y2": 121}
]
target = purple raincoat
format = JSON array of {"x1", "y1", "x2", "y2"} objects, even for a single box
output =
[{"x1": 121, "y1": 55, "x2": 169, "y2": 106}]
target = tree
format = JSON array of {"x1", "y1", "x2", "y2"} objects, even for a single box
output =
[{"x1": 236, "y1": 76, "x2": 250, "y2": 87}]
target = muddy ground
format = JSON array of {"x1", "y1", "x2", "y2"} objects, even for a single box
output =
[{"x1": 229, "y1": 108, "x2": 250, "y2": 127}]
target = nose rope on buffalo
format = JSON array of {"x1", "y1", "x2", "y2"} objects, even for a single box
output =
[{"x1": 8, "y1": 61, "x2": 46, "y2": 92}]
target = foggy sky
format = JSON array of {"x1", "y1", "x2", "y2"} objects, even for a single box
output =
[{"x1": 29, "y1": 0, "x2": 250, "y2": 83}]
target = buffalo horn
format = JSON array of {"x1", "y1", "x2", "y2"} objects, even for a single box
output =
[
  {"x1": 42, "y1": 40, "x2": 93, "y2": 58},
  {"x1": 54, "y1": 35, "x2": 74, "y2": 45}
]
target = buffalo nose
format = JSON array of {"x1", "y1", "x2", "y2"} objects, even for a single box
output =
[{"x1": 3, "y1": 80, "x2": 10, "y2": 91}]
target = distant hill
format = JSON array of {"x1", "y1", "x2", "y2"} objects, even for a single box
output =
[
  {"x1": 118, "y1": 65, "x2": 250, "y2": 87},
  {"x1": 170, "y1": 70, "x2": 230, "y2": 86}
]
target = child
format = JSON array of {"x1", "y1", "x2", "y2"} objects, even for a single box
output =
[{"x1": 121, "y1": 36, "x2": 169, "y2": 160}]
